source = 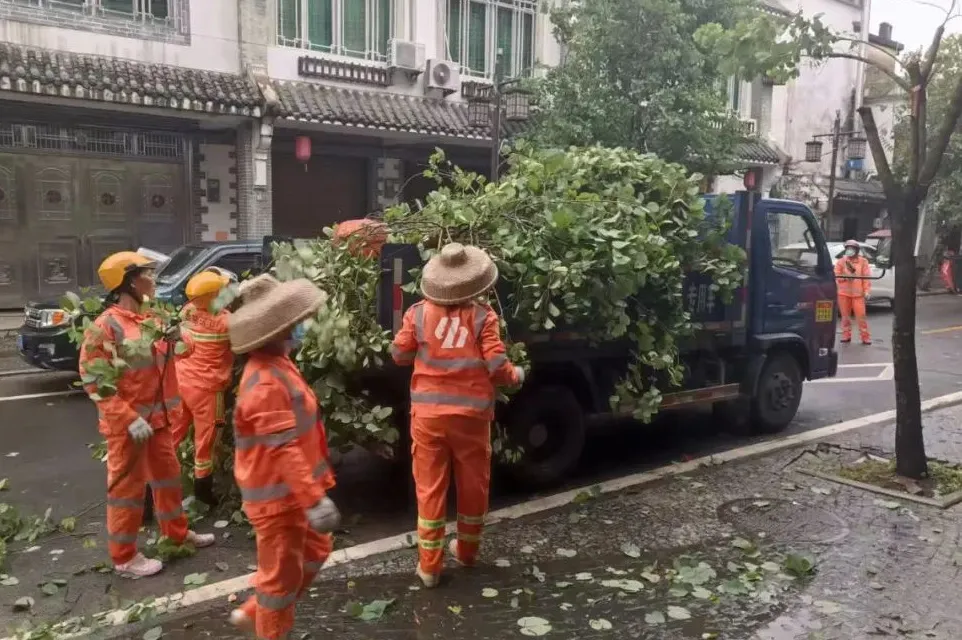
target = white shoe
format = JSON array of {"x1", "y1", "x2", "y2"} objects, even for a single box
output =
[
  {"x1": 415, "y1": 565, "x2": 440, "y2": 588},
  {"x1": 186, "y1": 530, "x2": 216, "y2": 548},
  {"x1": 115, "y1": 553, "x2": 163, "y2": 578},
  {"x1": 229, "y1": 608, "x2": 253, "y2": 632},
  {"x1": 448, "y1": 538, "x2": 475, "y2": 567}
]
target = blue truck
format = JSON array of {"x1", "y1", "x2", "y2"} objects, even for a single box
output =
[{"x1": 368, "y1": 191, "x2": 841, "y2": 486}]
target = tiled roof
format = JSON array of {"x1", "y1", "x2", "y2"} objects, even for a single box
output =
[
  {"x1": 272, "y1": 81, "x2": 526, "y2": 140},
  {"x1": 833, "y1": 178, "x2": 885, "y2": 202},
  {"x1": 758, "y1": 0, "x2": 791, "y2": 16},
  {"x1": 735, "y1": 139, "x2": 782, "y2": 166},
  {"x1": 0, "y1": 43, "x2": 262, "y2": 117}
]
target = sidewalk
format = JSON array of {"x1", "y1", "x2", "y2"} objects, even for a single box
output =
[{"x1": 36, "y1": 402, "x2": 955, "y2": 640}]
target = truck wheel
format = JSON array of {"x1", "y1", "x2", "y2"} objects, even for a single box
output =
[
  {"x1": 751, "y1": 353, "x2": 802, "y2": 434},
  {"x1": 505, "y1": 385, "x2": 586, "y2": 488}
]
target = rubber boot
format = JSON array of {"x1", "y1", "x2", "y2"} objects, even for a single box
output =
[
  {"x1": 143, "y1": 489, "x2": 155, "y2": 524},
  {"x1": 194, "y1": 475, "x2": 216, "y2": 507}
]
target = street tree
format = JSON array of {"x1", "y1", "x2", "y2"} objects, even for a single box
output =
[
  {"x1": 696, "y1": 2, "x2": 962, "y2": 479},
  {"x1": 529, "y1": 0, "x2": 757, "y2": 174}
]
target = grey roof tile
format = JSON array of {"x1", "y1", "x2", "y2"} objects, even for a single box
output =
[
  {"x1": 0, "y1": 43, "x2": 262, "y2": 117},
  {"x1": 735, "y1": 139, "x2": 782, "y2": 165},
  {"x1": 272, "y1": 80, "x2": 525, "y2": 139},
  {"x1": 833, "y1": 178, "x2": 885, "y2": 202}
]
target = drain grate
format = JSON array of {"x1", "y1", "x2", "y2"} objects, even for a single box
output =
[{"x1": 717, "y1": 498, "x2": 850, "y2": 544}]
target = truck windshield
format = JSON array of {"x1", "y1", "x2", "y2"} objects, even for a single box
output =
[{"x1": 156, "y1": 246, "x2": 206, "y2": 286}]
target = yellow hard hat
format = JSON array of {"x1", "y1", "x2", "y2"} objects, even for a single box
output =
[
  {"x1": 186, "y1": 270, "x2": 230, "y2": 300},
  {"x1": 98, "y1": 251, "x2": 156, "y2": 292}
]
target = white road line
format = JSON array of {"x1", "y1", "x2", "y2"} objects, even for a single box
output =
[
  {"x1": 808, "y1": 376, "x2": 893, "y2": 384},
  {"x1": 44, "y1": 387, "x2": 962, "y2": 639},
  {"x1": 0, "y1": 389, "x2": 82, "y2": 403},
  {"x1": 0, "y1": 369, "x2": 53, "y2": 378},
  {"x1": 836, "y1": 363, "x2": 892, "y2": 369}
]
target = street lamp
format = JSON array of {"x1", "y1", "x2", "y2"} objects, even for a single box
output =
[
  {"x1": 804, "y1": 111, "x2": 867, "y2": 236},
  {"x1": 466, "y1": 50, "x2": 530, "y2": 181}
]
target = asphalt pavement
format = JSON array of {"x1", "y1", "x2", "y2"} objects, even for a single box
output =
[{"x1": 2, "y1": 296, "x2": 962, "y2": 636}]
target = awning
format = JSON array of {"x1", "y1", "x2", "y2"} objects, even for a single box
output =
[
  {"x1": 734, "y1": 139, "x2": 782, "y2": 166},
  {"x1": 0, "y1": 43, "x2": 262, "y2": 117},
  {"x1": 833, "y1": 179, "x2": 885, "y2": 203}
]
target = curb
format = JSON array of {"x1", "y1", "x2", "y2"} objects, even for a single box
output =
[{"x1": 14, "y1": 389, "x2": 962, "y2": 639}]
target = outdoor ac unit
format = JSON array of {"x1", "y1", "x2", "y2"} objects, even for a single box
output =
[
  {"x1": 740, "y1": 118, "x2": 758, "y2": 135},
  {"x1": 425, "y1": 59, "x2": 461, "y2": 95},
  {"x1": 389, "y1": 39, "x2": 425, "y2": 73}
]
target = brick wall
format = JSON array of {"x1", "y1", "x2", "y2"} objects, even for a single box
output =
[
  {"x1": 0, "y1": 0, "x2": 191, "y2": 44},
  {"x1": 235, "y1": 123, "x2": 272, "y2": 239},
  {"x1": 372, "y1": 157, "x2": 403, "y2": 212},
  {"x1": 237, "y1": 0, "x2": 269, "y2": 74},
  {"x1": 195, "y1": 142, "x2": 238, "y2": 241}
]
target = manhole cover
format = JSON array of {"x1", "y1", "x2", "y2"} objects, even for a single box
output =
[{"x1": 717, "y1": 498, "x2": 850, "y2": 544}]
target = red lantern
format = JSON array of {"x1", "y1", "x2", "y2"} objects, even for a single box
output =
[
  {"x1": 295, "y1": 136, "x2": 312, "y2": 170},
  {"x1": 743, "y1": 168, "x2": 757, "y2": 191}
]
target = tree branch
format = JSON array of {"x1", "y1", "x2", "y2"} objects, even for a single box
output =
[
  {"x1": 858, "y1": 106, "x2": 900, "y2": 201},
  {"x1": 919, "y1": 71, "x2": 962, "y2": 189},
  {"x1": 919, "y1": 24, "x2": 946, "y2": 84},
  {"x1": 826, "y1": 53, "x2": 912, "y2": 92}
]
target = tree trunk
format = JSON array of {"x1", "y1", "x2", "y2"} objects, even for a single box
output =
[{"x1": 890, "y1": 197, "x2": 928, "y2": 479}]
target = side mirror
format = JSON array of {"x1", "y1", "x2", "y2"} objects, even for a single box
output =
[{"x1": 875, "y1": 256, "x2": 891, "y2": 269}]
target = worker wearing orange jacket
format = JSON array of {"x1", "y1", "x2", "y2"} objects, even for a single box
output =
[
  {"x1": 227, "y1": 274, "x2": 341, "y2": 640},
  {"x1": 79, "y1": 252, "x2": 216, "y2": 578},
  {"x1": 392, "y1": 243, "x2": 524, "y2": 588},
  {"x1": 835, "y1": 239, "x2": 873, "y2": 345},
  {"x1": 174, "y1": 269, "x2": 234, "y2": 506}
]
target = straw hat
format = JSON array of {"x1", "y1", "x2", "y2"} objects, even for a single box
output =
[
  {"x1": 420, "y1": 243, "x2": 498, "y2": 305},
  {"x1": 228, "y1": 274, "x2": 327, "y2": 354}
]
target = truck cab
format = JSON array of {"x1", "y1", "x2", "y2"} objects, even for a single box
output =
[{"x1": 17, "y1": 241, "x2": 264, "y2": 372}]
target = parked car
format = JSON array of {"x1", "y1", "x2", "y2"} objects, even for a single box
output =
[
  {"x1": 17, "y1": 241, "x2": 264, "y2": 372},
  {"x1": 774, "y1": 241, "x2": 894, "y2": 308}
]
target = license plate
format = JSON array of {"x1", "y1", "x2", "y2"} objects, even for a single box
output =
[{"x1": 815, "y1": 300, "x2": 834, "y2": 323}]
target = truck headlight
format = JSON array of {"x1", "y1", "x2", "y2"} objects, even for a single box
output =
[{"x1": 38, "y1": 309, "x2": 69, "y2": 329}]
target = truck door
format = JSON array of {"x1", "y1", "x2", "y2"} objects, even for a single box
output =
[{"x1": 759, "y1": 202, "x2": 837, "y2": 378}]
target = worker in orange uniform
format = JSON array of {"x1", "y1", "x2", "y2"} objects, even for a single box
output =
[
  {"x1": 79, "y1": 252, "x2": 216, "y2": 578},
  {"x1": 227, "y1": 274, "x2": 341, "y2": 639},
  {"x1": 174, "y1": 269, "x2": 234, "y2": 506},
  {"x1": 333, "y1": 218, "x2": 388, "y2": 258},
  {"x1": 835, "y1": 239, "x2": 873, "y2": 345},
  {"x1": 391, "y1": 243, "x2": 524, "y2": 588}
]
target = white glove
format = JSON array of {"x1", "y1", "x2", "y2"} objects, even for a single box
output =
[
  {"x1": 306, "y1": 497, "x2": 341, "y2": 533},
  {"x1": 864, "y1": 292, "x2": 872, "y2": 301},
  {"x1": 127, "y1": 417, "x2": 154, "y2": 443},
  {"x1": 514, "y1": 366, "x2": 526, "y2": 386}
]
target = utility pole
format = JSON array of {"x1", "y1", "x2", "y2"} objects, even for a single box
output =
[
  {"x1": 490, "y1": 51, "x2": 504, "y2": 181},
  {"x1": 827, "y1": 111, "x2": 841, "y2": 235}
]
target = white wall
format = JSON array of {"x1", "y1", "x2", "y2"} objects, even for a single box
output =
[
  {"x1": 0, "y1": 1, "x2": 240, "y2": 73},
  {"x1": 199, "y1": 143, "x2": 238, "y2": 241},
  {"x1": 267, "y1": 0, "x2": 562, "y2": 102}
]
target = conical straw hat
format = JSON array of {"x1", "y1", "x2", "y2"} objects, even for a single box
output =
[
  {"x1": 228, "y1": 274, "x2": 326, "y2": 354},
  {"x1": 420, "y1": 243, "x2": 498, "y2": 305}
]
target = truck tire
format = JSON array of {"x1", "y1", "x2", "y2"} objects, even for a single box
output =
[
  {"x1": 505, "y1": 385, "x2": 586, "y2": 488},
  {"x1": 751, "y1": 353, "x2": 803, "y2": 434}
]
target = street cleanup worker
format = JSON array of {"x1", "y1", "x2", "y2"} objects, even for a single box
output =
[
  {"x1": 835, "y1": 239, "x2": 873, "y2": 345},
  {"x1": 332, "y1": 218, "x2": 388, "y2": 258},
  {"x1": 79, "y1": 251, "x2": 216, "y2": 578},
  {"x1": 227, "y1": 274, "x2": 341, "y2": 639},
  {"x1": 174, "y1": 269, "x2": 234, "y2": 506},
  {"x1": 391, "y1": 243, "x2": 524, "y2": 588}
]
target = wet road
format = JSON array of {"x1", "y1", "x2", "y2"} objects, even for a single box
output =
[{"x1": 1, "y1": 295, "x2": 962, "y2": 631}]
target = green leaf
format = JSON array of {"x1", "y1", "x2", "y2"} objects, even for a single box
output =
[
  {"x1": 183, "y1": 572, "x2": 209, "y2": 587},
  {"x1": 645, "y1": 611, "x2": 666, "y2": 625},
  {"x1": 667, "y1": 606, "x2": 691, "y2": 620},
  {"x1": 517, "y1": 617, "x2": 552, "y2": 636},
  {"x1": 41, "y1": 582, "x2": 60, "y2": 596},
  {"x1": 348, "y1": 598, "x2": 396, "y2": 622},
  {"x1": 0, "y1": 478, "x2": 7, "y2": 491},
  {"x1": 782, "y1": 553, "x2": 816, "y2": 577},
  {"x1": 143, "y1": 627, "x2": 164, "y2": 640}
]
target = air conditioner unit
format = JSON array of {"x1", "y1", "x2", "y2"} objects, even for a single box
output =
[
  {"x1": 740, "y1": 118, "x2": 758, "y2": 135},
  {"x1": 388, "y1": 39, "x2": 425, "y2": 73},
  {"x1": 425, "y1": 59, "x2": 461, "y2": 95}
]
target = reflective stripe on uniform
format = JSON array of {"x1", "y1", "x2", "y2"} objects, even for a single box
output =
[
  {"x1": 255, "y1": 590, "x2": 298, "y2": 611},
  {"x1": 418, "y1": 516, "x2": 446, "y2": 530},
  {"x1": 136, "y1": 396, "x2": 181, "y2": 418},
  {"x1": 417, "y1": 349, "x2": 485, "y2": 371},
  {"x1": 413, "y1": 303, "x2": 425, "y2": 342},
  {"x1": 155, "y1": 506, "x2": 184, "y2": 521},
  {"x1": 195, "y1": 460, "x2": 214, "y2": 472},
  {"x1": 186, "y1": 330, "x2": 230, "y2": 343},
  {"x1": 240, "y1": 482, "x2": 290, "y2": 503},
  {"x1": 410, "y1": 392, "x2": 494, "y2": 411},
  {"x1": 234, "y1": 424, "x2": 305, "y2": 450},
  {"x1": 418, "y1": 538, "x2": 444, "y2": 550},
  {"x1": 485, "y1": 354, "x2": 507, "y2": 373},
  {"x1": 457, "y1": 514, "x2": 486, "y2": 526},
  {"x1": 457, "y1": 532, "x2": 481, "y2": 542},
  {"x1": 473, "y1": 304, "x2": 486, "y2": 336},
  {"x1": 391, "y1": 344, "x2": 415, "y2": 364},
  {"x1": 313, "y1": 460, "x2": 329, "y2": 478},
  {"x1": 107, "y1": 497, "x2": 143, "y2": 509},
  {"x1": 234, "y1": 367, "x2": 317, "y2": 451},
  {"x1": 107, "y1": 532, "x2": 138, "y2": 544},
  {"x1": 150, "y1": 477, "x2": 180, "y2": 490}
]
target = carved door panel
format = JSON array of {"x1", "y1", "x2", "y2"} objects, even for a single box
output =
[
  {"x1": 82, "y1": 159, "x2": 138, "y2": 289},
  {"x1": 134, "y1": 162, "x2": 186, "y2": 256}
]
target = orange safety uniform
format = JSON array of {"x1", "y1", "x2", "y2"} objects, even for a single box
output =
[
  {"x1": 391, "y1": 300, "x2": 520, "y2": 577},
  {"x1": 834, "y1": 255, "x2": 872, "y2": 343},
  {"x1": 174, "y1": 300, "x2": 233, "y2": 479},
  {"x1": 232, "y1": 352, "x2": 336, "y2": 640},
  {"x1": 79, "y1": 305, "x2": 191, "y2": 565},
  {"x1": 332, "y1": 219, "x2": 387, "y2": 258}
]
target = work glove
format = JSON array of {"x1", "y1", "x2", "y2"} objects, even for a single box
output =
[
  {"x1": 164, "y1": 324, "x2": 182, "y2": 342},
  {"x1": 306, "y1": 497, "x2": 341, "y2": 533},
  {"x1": 514, "y1": 366, "x2": 526, "y2": 386},
  {"x1": 127, "y1": 417, "x2": 154, "y2": 443},
  {"x1": 864, "y1": 292, "x2": 872, "y2": 301}
]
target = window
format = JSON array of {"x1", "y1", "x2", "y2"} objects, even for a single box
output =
[
  {"x1": 444, "y1": 0, "x2": 537, "y2": 79},
  {"x1": 212, "y1": 253, "x2": 261, "y2": 279},
  {"x1": 768, "y1": 210, "x2": 825, "y2": 276},
  {"x1": 0, "y1": 0, "x2": 181, "y2": 40},
  {"x1": 4, "y1": 0, "x2": 171, "y2": 20},
  {"x1": 278, "y1": 0, "x2": 393, "y2": 62},
  {"x1": 727, "y1": 76, "x2": 741, "y2": 114}
]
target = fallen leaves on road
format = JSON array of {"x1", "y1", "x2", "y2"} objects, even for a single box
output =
[
  {"x1": 143, "y1": 626, "x2": 164, "y2": 640},
  {"x1": 346, "y1": 598, "x2": 396, "y2": 622},
  {"x1": 495, "y1": 558, "x2": 511, "y2": 567},
  {"x1": 183, "y1": 573, "x2": 208, "y2": 588},
  {"x1": 645, "y1": 611, "x2": 666, "y2": 625},
  {"x1": 600, "y1": 578, "x2": 645, "y2": 593},
  {"x1": 782, "y1": 554, "x2": 817, "y2": 578},
  {"x1": 667, "y1": 605, "x2": 692, "y2": 620},
  {"x1": 517, "y1": 616, "x2": 552, "y2": 636},
  {"x1": 0, "y1": 575, "x2": 19, "y2": 586},
  {"x1": 0, "y1": 478, "x2": 8, "y2": 491},
  {"x1": 589, "y1": 618, "x2": 613, "y2": 630},
  {"x1": 874, "y1": 499, "x2": 901, "y2": 510},
  {"x1": 621, "y1": 542, "x2": 641, "y2": 558},
  {"x1": 482, "y1": 588, "x2": 499, "y2": 598},
  {"x1": 13, "y1": 596, "x2": 34, "y2": 612},
  {"x1": 555, "y1": 548, "x2": 577, "y2": 558}
]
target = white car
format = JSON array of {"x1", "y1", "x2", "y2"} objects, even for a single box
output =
[{"x1": 773, "y1": 241, "x2": 894, "y2": 308}]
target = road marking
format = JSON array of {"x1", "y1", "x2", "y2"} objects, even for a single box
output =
[
  {"x1": 921, "y1": 324, "x2": 962, "y2": 335},
  {"x1": 808, "y1": 362, "x2": 894, "y2": 384},
  {"x1": 29, "y1": 387, "x2": 962, "y2": 639},
  {"x1": 0, "y1": 390, "x2": 82, "y2": 403},
  {"x1": 0, "y1": 369, "x2": 55, "y2": 378}
]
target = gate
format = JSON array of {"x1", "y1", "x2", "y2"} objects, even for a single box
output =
[{"x1": 0, "y1": 123, "x2": 188, "y2": 308}]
